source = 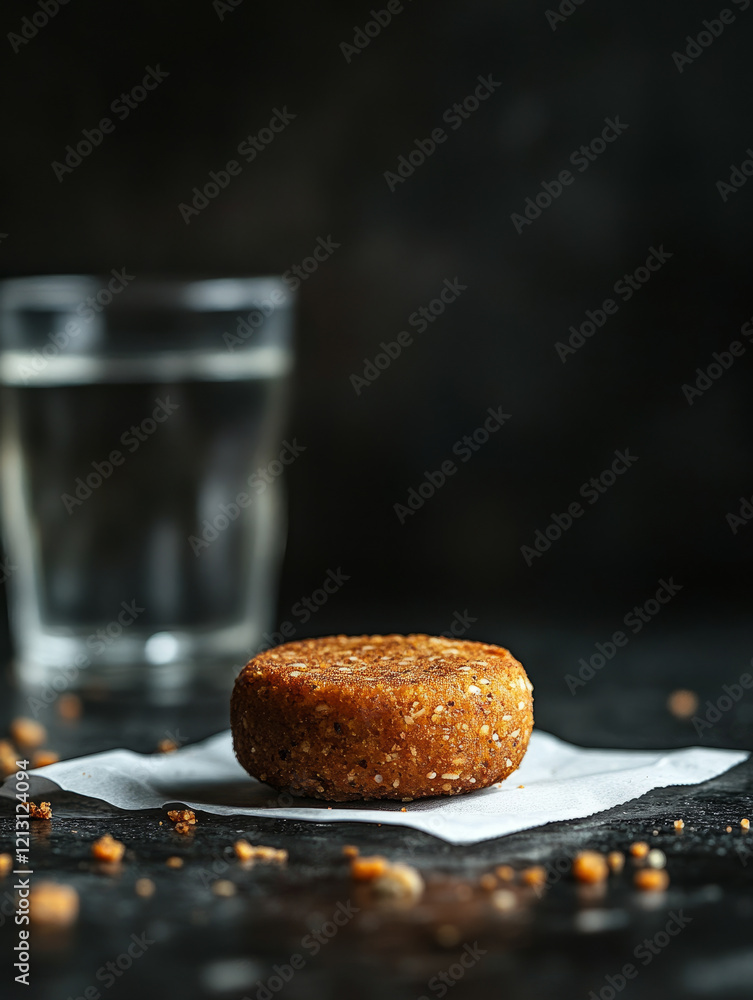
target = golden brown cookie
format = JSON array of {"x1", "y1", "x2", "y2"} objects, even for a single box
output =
[{"x1": 231, "y1": 634, "x2": 533, "y2": 801}]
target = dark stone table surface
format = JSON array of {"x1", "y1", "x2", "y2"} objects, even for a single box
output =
[{"x1": 1, "y1": 622, "x2": 751, "y2": 1000}]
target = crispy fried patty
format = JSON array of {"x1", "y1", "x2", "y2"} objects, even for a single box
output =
[{"x1": 231, "y1": 634, "x2": 533, "y2": 802}]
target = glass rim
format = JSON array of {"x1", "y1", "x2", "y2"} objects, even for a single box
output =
[{"x1": 0, "y1": 274, "x2": 295, "y2": 312}]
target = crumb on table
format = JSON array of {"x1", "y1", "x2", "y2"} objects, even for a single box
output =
[
  {"x1": 673, "y1": 819, "x2": 685, "y2": 831},
  {"x1": 607, "y1": 851, "x2": 625, "y2": 873},
  {"x1": 572, "y1": 851, "x2": 609, "y2": 884},
  {"x1": 134, "y1": 878, "x2": 155, "y2": 898},
  {"x1": 10, "y1": 717, "x2": 47, "y2": 749},
  {"x1": 157, "y1": 738, "x2": 179, "y2": 754},
  {"x1": 634, "y1": 868, "x2": 670, "y2": 892},
  {"x1": 342, "y1": 845, "x2": 359, "y2": 859},
  {"x1": 0, "y1": 854, "x2": 12, "y2": 877},
  {"x1": 667, "y1": 689, "x2": 699, "y2": 719},
  {"x1": 520, "y1": 866, "x2": 547, "y2": 889},
  {"x1": 29, "y1": 882, "x2": 79, "y2": 926},
  {"x1": 91, "y1": 834, "x2": 126, "y2": 863},
  {"x1": 629, "y1": 841, "x2": 649, "y2": 859},
  {"x1": 212, "y1": 879, "x2": 237, "y2": 897},
  {"x1": 166, "y1": 856, "x2": 184, "y2": 869},
  {"x1": 370, "y1": 863, "x2": 424, "y2": 902},
  {"x1": 26, "y1": 801, "x2": 53, "y2": 821},
  {"x1": 742, "y1": 818, "x2": 750, "y2": 830},
  {"x1": 57, "y1": 694, "x2": 83, "y2": 721},
  {"x1": 495, "y1": 864, "x2": 515, "y2": 882},
  {"x1": 31, "y1": 750, "x2": 60, "y2": 768},
  {"x1": 167, "y1": 809, "x2": 196, "y2": 825},
  {"x1": 350, "y1": 855, "x2": 389, "y2": 881}
]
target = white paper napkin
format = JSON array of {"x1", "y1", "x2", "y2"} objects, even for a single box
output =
[{"x1": 1, "y1": 731, "x2": 746, "y2": 845}]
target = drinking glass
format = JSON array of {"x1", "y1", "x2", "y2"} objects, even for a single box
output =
[{"x1": 0, "y1": 274, "x2": 294, "y2": 698}]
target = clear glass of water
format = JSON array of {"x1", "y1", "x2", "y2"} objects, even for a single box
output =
[{"x1": 0, "y1": 275, "x2": 294, "y2": 698}]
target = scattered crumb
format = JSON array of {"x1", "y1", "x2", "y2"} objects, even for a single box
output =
[
  {"x1": 342, "y1": 845, "x2": 359, "y2": 859},
  {"x1": 495, "y1": 864, "x2": 515, "y2": 882},
  {"x1": 26, "y1": 801, "x2": 53, "y2": 821},
  {"x1": 157, "y1": 738, "x2": 179, "y2": 754},
  {"x1": 91, "y1": 834, "x2": 126, "y2": 863},
  {"x1": 212, "y1": 879, "x2": 237, "y2": 897},
  {"x1": 10, "y1": 717, "x2": 46, "y2": 749},
  {"x1": 491, "y1": 888, "x2": 517, "y2": 911},
  {"x1": 351, "y1": 856, "x2": 389, "y2": 881},
  {"x1": 520, "y1": 866, "x2": 547, "y2": 889},
  {"x1": 29, "y1": 882, "x2": 79, "y2": 926},
  {"x1": 726, "y1": 826, "x2": 732, "y2": 833},
  {"x1": 667, "y1": 689, "x2": 699, "y2": 719},
  {"x1": 134, "y1": 878, "x2": 155, "y2": 898},
  {"x1": 647, "y1": 849, "x2": 666, "y2": 869},
  {"x1": 572, "y1": 851, "x2": 609, "y2": 884},
  {"x1": 435, "y1": 923, "x2": 461, "y2": 947},
  {"x1": 673, "y1": 819, "x2": 684, "y2": 831},
  {"x1": 0, "y1": 740, "x2": 16, "y2": 776},
  {"x1": 57, "y1": 693, "x2": 83, "y2": 721},
  {"x1": 742, "y1": 818, "x2": 750, "y2": 831},
  {"x1": 479, "y1": 873, "x2": 497, "y2": 891},
  {"x1": 629, "y1": 841, "x2": 649, "y2": 859},
  {"x1": 31, "y1": 750, "x2": 59, "y2": 768},
  {"x1": 607, "y1": 851, "x2": 625, "y2": 874},
  {"x1": 634, "y1": 868, "x2": 669, "y2": 892},
  {"x1": 517, "y1": 784, "x2": 525, "y2": 789},
  {"x1": 167, "y1": 809, "x2": 196, "y2": 825},
  {"x1": 234, "y1": 839, "x2": 255, "y2": 862},
  {"x1": 174, "y1": 822, "x2": 194, "y2": 835},
  {"x1": 652, "y1": 830, "x2": 659, "y2": 836},
  {"x1": 371, "y1": 863, "x2": 424, "y2": 902},
  {"x1": 235, "y1": 843, "x2": 287, "y2": 863},
  {"x1": 400, "y1": 807, "x2": 407, "y2": 812},
  {"x1": 166, "y1": 856, "x2": 184, "y2": 869},
  {"x1": 0, "y1": 854, "x2": 12, "y2": 876}
]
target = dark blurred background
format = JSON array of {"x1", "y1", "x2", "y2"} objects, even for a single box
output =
[{"x1": 1, "y1": 0, "x2": 752, "y2": 727}]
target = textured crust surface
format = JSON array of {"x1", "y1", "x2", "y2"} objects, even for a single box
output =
[{"x1": 231, "y1": 634, "x2": 533, "y2": 802}]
